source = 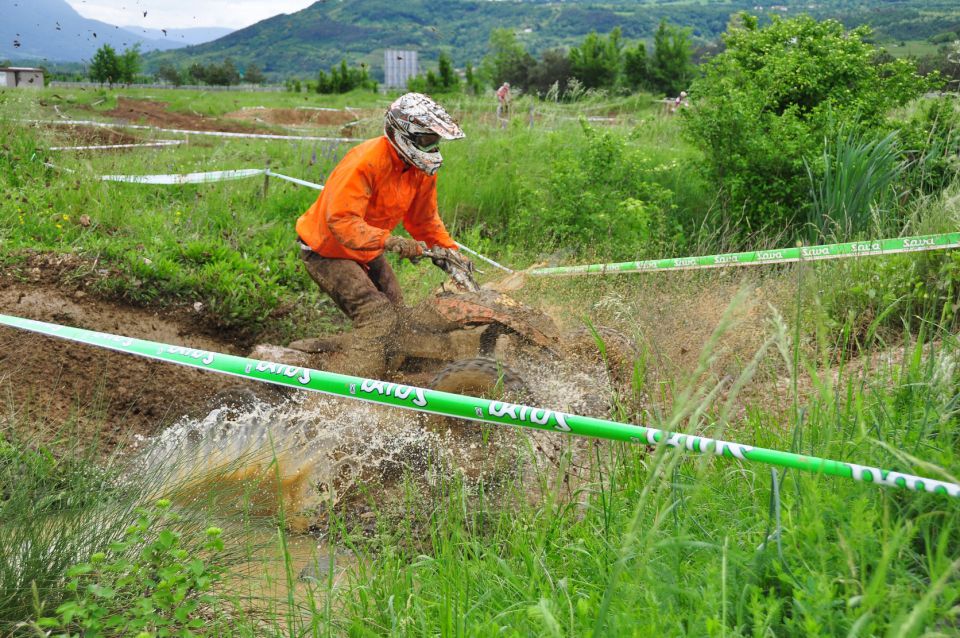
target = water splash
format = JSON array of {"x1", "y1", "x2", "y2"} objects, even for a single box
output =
[{"x1": 136, "y1": 357, "x2": 615, "y2": 526}]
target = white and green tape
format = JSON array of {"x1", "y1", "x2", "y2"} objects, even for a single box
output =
[
  {"x1": 50, "y1": 140, "x2": 184, "y2": 151},
  {"x1": 2, "y1": 313, "x2": 958, "y2": 499},
  {"x1": 101, "y1": 169, "x2": 267, "y2": 185},
  {"x1": 529, "y1": 232, "x2": 960, "y2": 276},
  {"x1": 29, "y1": 119, "x2": 362, "y2": 143},
  {"x1": 99, "y1": 168, "x2": 324, "y2": 189}
]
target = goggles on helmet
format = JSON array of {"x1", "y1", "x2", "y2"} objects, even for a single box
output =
[{"x1": 410, "y1": 132, "x2": 442, "y2": 151}]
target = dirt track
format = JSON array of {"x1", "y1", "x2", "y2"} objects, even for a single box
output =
[
  {"x1": 45, "y1": 123, "x2": 143, "y2": 146},
  {"x1": 0, "y1": 256, "x2": 262, "y2": 450},
  {"x1": 102, "y1": 97, "x2": 278, "y2": 134},
  {"x1": 225, "y1": 107, "x2": 366, "y2": 127}
]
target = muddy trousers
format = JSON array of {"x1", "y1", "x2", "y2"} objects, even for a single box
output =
[{"x1": 301, "y1": 249, "x2": 403, "y2": 378}]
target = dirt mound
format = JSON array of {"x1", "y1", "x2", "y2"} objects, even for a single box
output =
[
  {"x1": 45, "y1": 123, "x2": 142, "y2": 147},
  {"x1": 102, "y1": 97, "x2": 276, "y2": 134},
  {"x1": 226, "y1": 107, "x2": 365, "y2": 127},
  {"x1": 0, "y1": 261, "x2": 265, "y2": 451}
]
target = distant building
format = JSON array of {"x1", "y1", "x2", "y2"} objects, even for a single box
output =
[
  {"x1": 0, "y1": 67, "x2": 44, "y2": 89},
  {"x1": 384, "y1": 49, "x2": 418, "y2": 90}
]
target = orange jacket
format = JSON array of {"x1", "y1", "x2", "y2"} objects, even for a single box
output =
[{"x1": 296, "y1": 136, "x2": 457, "y2": 264}]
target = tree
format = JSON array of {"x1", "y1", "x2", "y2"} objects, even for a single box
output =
[
  {"x1": 437, "y1": 52, "x2": 459, "y2": 91},
  {"x1": 118, "y1": 44, "x2": 141, "y2": 85},
  {"x1": 464, "y1": 62, "x2": 481, "y2": 95},
  {"x1": 482, "y1": 28, "x2": 535, "y2": 89},
  {"x1": 187, "y1": 63, "x2": 206, "y2": 84},
  {"x1": 244, "y1": 64, "x2": 266, "y2": 85},
  {"x1": 651, "y1": 20, "x2": 694, "y2": 96},
  {"x1": 623, "y1": 41, "x2": 650, "y2": 91},
  {"x1": 528, "y1": 48, "x2": 572, "y2": 97},
  {"x1": 204, "y1": 58, "x2": 240, "y2": 85},
  {"x1": 316, "y1": 59, "x2": 376, "y2": 94},
  {"x1": 569, "y1": 28, "x2": 623, "y2": 90},
  {"x1": 89, "y1": 44, "x2": 121, "y2": 87},
  {"x1": 157, "y1": 63, "x2": 184, "y2": 86},
  {"x1": 682, "y1": 14, "x2": 930, "y2": 229}
]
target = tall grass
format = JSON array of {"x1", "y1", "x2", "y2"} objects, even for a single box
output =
[
  {"x1": 805, "y1": 127, "x2": 904, "y2": 240},
  {"x1": 264, "y1": 307, "x2": 958, "y2": 636}
]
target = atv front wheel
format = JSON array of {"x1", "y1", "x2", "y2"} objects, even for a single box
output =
[
  {"x1": 428, "y1": 357, "x2": 528, "y2": 398},
  {"x1": 426, "y1": 358, "x2": 528, "y2": 440}
]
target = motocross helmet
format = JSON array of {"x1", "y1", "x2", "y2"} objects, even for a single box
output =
[{"x1": 385, "y1": 92, "x2": 464, "y2": 176}]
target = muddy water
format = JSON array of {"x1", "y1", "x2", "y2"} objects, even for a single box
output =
[
  {"x1": 126, "y1": 356, "x2": 615, "y2": 614},
  {"x1": 136, "y1": 355, "x2": 615, "y2": 528}
]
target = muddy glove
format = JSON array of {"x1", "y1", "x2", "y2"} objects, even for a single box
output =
[
  {"x1": 430, "y1": 247, "x2": 474, "y2": 273},
  {"x1": 385, "y1": 235, "x2": 425, "y2": 260}
]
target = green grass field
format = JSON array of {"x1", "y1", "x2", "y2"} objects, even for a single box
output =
[{"x1": 2, "y1": 85, "x2": 960, "y2": 636}]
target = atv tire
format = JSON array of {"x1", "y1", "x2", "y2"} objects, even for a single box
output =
[
  {"x1": 428, "y1": 357, "x2": 529, "y2": 399},
  {"x1": 425, "y1": 358, "x2": 528, "y2": 440}
]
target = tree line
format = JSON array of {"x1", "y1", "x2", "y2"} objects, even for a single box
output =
[
  {"x1": 478, "y1": 21, "x2": 695, "y2": 98},
  {"x1": 88, "y1": 44, "x2": 266, "y2": 87}
]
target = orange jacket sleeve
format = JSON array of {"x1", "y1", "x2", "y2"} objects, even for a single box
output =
[
  {"x1": 403, "y1": 175, "x2": 457, "y2": 249},
  {"x1": 325, "y1": 164, "x2": 390, "y2": 253}
]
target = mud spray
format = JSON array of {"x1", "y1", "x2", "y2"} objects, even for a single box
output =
[{"x1": 135, "y1": 357, "x2": 617, "y2": 531}]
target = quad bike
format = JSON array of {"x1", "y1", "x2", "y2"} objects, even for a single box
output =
[
  {"x1": 202, "y1": 247, "x2": 639, "y2": 511},
  {"x1": 250, "y1": 246, "x2": 638, "y2": 403}
]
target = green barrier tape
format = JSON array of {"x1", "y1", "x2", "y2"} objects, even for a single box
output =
[
  {"x1": 2, "y1": 312, "x2": 958, "y2": 499},
  {"x1": 529, "y1": 232, "x2": 960, "y2": 276}
]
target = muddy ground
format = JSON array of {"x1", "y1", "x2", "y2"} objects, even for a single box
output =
[
  {"x1": 0, "y1": 255, "x2": 263, "y2": 450},
  {"x1": 225, "y1": 107, "x2": 368, "y2": 128},
  {"x1": 100, "y1": 97, "x2": 279, "y2": 134},
  {"x1": 43, "y1": 123, "x2": 144, "y2": 147}
]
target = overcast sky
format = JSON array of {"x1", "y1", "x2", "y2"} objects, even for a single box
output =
[{"x1": 64, "y1": 0, "x2": 317, "y2": 29}]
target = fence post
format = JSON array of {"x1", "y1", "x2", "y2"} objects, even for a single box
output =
[{"x1": 262, "y1": 159, "x2": 271, "y2": 199}]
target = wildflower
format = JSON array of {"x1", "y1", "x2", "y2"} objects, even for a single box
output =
[
  {"x1": 62, "y1": 214, "x2": 70, "y2": 221},
  {"x1": 55, "y1": 223, "x2": 62, "y2": 229}
]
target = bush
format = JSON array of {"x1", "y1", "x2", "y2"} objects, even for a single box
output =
[
  {"x1": 316, "y1": 60, "x2": 376, "y2": 94},
  {"x1": 682, "y1": 14, "x2": 930, "y2": 234},
  {"x1": 34, "y1": 501, "x2": 226, "y2": 637},
  {"x1": 897, "y1": 97, "x2": 960, "y2": 196},
  {"x1": 514, "y1": 123, "x2": 683, "y2": 260}
]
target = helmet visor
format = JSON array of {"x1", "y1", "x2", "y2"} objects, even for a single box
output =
[{"x1": 411, "y1": 132, "x2": 442, "y2": 151}]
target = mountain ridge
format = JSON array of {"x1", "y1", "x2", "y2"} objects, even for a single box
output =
[
  {"x1": 1, "y1": 0, "x2": 223, "y2": 63},
  {"x1": 142, "y1": 0, "x2": 960, "y2": 79}
]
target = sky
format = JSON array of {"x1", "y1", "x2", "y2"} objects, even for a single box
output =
[{"x1": 64, "y1": 0, "x2": 317, "y2": 29}]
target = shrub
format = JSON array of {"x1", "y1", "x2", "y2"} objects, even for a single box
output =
[
  {"x1": 514, "y1": 124, "x2": 683, "y2": 260},
  {"x1": 34, "y1": 501, "x2": 226, "y2": 637},
  {"x1": 682, "y1": 14, "x2": 930, "y2": 234}
]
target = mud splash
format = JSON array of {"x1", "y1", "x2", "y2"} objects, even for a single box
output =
[{"x1": 136, "y1": 357, "x2": 616, "y2": 528}]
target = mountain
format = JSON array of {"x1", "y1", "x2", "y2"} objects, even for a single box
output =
[
  {"x1": 143, "y1": 0, "x2": 744, "y2": 78},
  {"x1": 1, "y1": 0, "x2": 189, "y2": 63},
  {"x1": 121, "y1": 27, "x2": 235, "y2": 47},
  {"x1": 143, "y1": 0, "x2": 960, "y2": 79}
]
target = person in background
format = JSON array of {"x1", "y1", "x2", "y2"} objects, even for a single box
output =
[
  {"x1": 295, "y1": 92, "x2": 467, "y2": 377},
  {"x1": 496, "y1": 81, "x2": 511, "y2": 129},
  {"x1": 672, "y1": 90, "x2": 688, "y2": 113}
]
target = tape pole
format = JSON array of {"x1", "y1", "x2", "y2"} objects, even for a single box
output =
[
  {"x1": 529, "y1": 232, "x2": 960, "y2": 277},
  {"x1": 100, "y1": 169, "x2": 266, "y2": 185},
  {"x1": 456, "y1": 243, "x2": 515, "y2": 273},
  {"x1": 2, "y1": 313, "x2": 958, "y2": 499}
]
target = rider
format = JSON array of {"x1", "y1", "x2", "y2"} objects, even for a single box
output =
[{"x1": 295, "y1": 92, "x2": 468, "y2": 377}]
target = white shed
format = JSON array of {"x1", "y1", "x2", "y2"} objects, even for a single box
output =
[{"x1": 0, "y1": 67, "x2": 44, "y2": 89}]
